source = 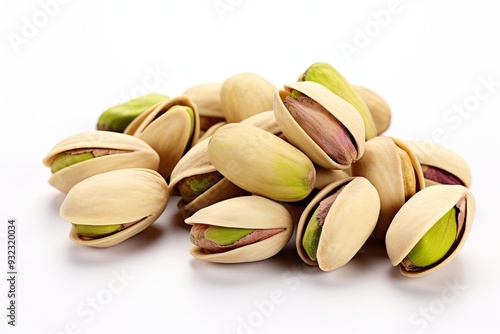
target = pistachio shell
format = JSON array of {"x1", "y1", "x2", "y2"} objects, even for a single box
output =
[
  {"x1": 352, "y1": 85, "x2": 391, "y2": 135},
  {"x1": 386, "y1": 185, "x2": 475, "y2": 277},
  {"x1": 183, "y1": 83, "x2": 225, "y2": 126},
  {"x1": 208, "y1": 123, "x2": 316, "y2": 202},
  {"x1": 185, "y1": 195, "x2": 294, "y2": 263},
  {"x1": 124, "y1": 95, "x2": 201, "y2": 179},
  {"x1": 350, "y1": 136, "x2": 425, "y2": 240},
  {"x1": 296, "y1": 177, "x2": 380, "y2": 271},
  {"x1": 197, "y1": 121, "x2": 227, "y2": 142},
  {"x1": 220, "y1": 72, "x2": 275, "y2": 123},
  {"x1": 42, "y1": 131, "x2": 160, "y2": 193},
  {"x1": 404, "y1": 140, "x2": 472, "y2": 188},
  {"x1": 61, "y1": 168, "x2": 169, "y2": 248},
  {"x1": 274, "y1": 81, "x2": 365, "y2": 170},
  {"x1": 314, "y1": 166, "x2": 350, "y2": 190}
]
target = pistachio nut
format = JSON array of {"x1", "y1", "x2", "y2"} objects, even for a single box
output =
[
  {"x1": 183, "y1": 83, "x2": 226, "y2": 130},
  {"x1": 208, "y1": 123, "x2": 316, "y2": 202},
  {"x1": 169, "y1": 111, "x2": 283, "y2": 217},
  {"x1": 197, "y1": 121, "x2": 227, "y2": 142},
  {"x1": 185, "y1": 195, "x2": 294, "y2": 263},
  {"x1": 274, "y1": 81, "x2": 365, "y2": 170},
  {"x1": 220, "y1": 72, "x2": 275, "y2": 123},
  {"x1": 97, "y1": 93, "x2": 169, "y2": 132},
  {"x1": 352, "y1": 85, "x2": 391, "y2": 135},
  {"x1": 60, "y1": 168, "x2": 169, "y2": 248},
  {"x1": 350, "y1": 136, "x2": 425, "y2": 240},
  {"x1": 124, "y1": 95, "x2": 200, "y2": 180},
  {"x1": 296, "y1": 177, "x2": 380, "y2": 271},
  {"x1": 314, "y1": 166, "x2": 350, "y2": 190},
  {"x1": 404, "y1": 140, "x2": 472, "y2": 188},
  {"x1": 386, "y1": 185, "x2": 475, "y2": 277},
  {"x1": 43, "y1": 131, "x2": 160, "y2": 193},
  {"x1": 297, "y1": 62, "x2": 377, "y2": 140}
]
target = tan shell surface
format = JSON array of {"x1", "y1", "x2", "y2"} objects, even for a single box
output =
[
  {"x1": 314, "y1": 167, "x2": 350, "y2": 190},
  {"x1": 274, "y1": 81, "x2": 365, "y2": 170},
  {"x1": 198, "y1": 121, "x2": 227, "y2": 142},
  {"x1": 220, "y1": 72, "x2": 275, "y2": 123},
  {"x1": 183, "y1": 82, "x2": 224, "y2": 118},
  {"x1": 124, "y1": 95, "x2": 201, "y2": 179},
  {"x1": 353, "y1": 85, "x2": 391, "y2": 135},
  {"x1": 296, "y1": 177, "x2": 380, "y2": 271},
  {"x1": 43, "y1": 131, "x2": 160, "y2": 193},
  {"x1": 385, "y1": 185, "x2": 475, "y2": 277},
  {"x1": 350, "y1": 136, "x2": 425, "y2": 240},
  {"x1": 185, "y1": 195, "x2": 294, "y2": 263},
  {"x1": 61, "y1": 168, "x2": 169, "y2": 248},
  {"x1": 405, "y1": 140, "x2": 472, "y2": 188}
]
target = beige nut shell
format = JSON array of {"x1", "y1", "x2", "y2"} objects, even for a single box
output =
[
  {"x1": 61, "y1": 168, "x2": 169, "y2": 248},
  {"x1": 385, "y1": 184, "x2": 475, "y2": 277},
  {"x1": 405, "y1": 140, "x2": 472, "y2": 188},
  {"x1": 353, "y1": 85, "x2": 391, "y2": 135},
  {"x1": 274, "y1": 81, "x2": 365, "y2": 170},
  {"x1": 350, "y1": 136, "x2": 425, "y2": 240},
  {"x1": 296, "y1": 177, "x2": 380, "y2": 271},
  {"x1": 124, "y1": 95, "x2": 201, "y2": 179},
  {"x1": 185, "y1": 195, "x2": 294, "y2": 263},
  {"x1": 43, "y1": 131, "x2": 160, "y2": 193}
]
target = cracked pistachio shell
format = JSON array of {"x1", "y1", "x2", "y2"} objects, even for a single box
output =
[
  {"x1": 220, "y1": 72, "x2": 275, "y2": 123},
  {"x1": 183, "y1": 83, "x2": 225, "y2": 130},
  {"x1": 274, "y1": 81, "x2": 365, "y2": 170},
  {"x1": 185, "y1": 195, "x2": 294, "y2": 263},
  {"x1": 297, "y1": 62, "x2": 377, "y2": 140},
  {"x1": 61, "y1": 168, "x2": 169, "y2": 248},
  {"x1": 169, "y1": 111, "x2": 282, "y2": 217},
  {"x1": 352, "y1": 85, "x2": 391, "y2": 135},
  {"x1": 42, "y1": 131, "x2": 160, "y2": 193},
  {"x1": 124, "y1": 95, "x2": 201, "y2": 179},
  {"x1": 350, "y1": 136, "x2": 425, "y2": 240},
  {"x1": 208, "y1": 123, "x2": 316, "y2": 202},
  {"x1": 404, "y1": 140, "x2": 472, "y2": 188},
  {"x1": 296, "y1": 177, "x2": 380, "y2": 271},
  {"x1": 386, "y1": 185, "x2": 475, "y2": 277}
]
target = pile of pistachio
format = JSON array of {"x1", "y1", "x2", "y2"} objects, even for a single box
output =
[{"x1": 43, "y1": 62, "x2": 475, "y2": 277}]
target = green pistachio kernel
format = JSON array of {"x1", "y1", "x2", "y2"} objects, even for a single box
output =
[
  {"x1": 51, "y1": 152, "x2": 95, "y2": 174},
  {"x1": 73, "y1": 224, "x2": 123, "y2": 238},
  {"x1": 205, "y1": 226, "x2": 254, "y2": 246}
]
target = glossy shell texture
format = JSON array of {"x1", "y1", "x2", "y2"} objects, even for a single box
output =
[
  {"x1": 43, "y1": 131, "x2": 160, "y2": 193},
  {"x1": 350, "y1": 136, "x2": 425, "y2": 240},
  {"x1": 353, "y1": 85, "x2": 391, "y2": 135},
  {"x1": 296, "y1": 177, "x2": 380, "y2": 271},
  {"x1": 185, "y1": 195, "x2": 294, "y2": 263},
  {"x1": 405, "y1": 140, "x2": 472, "y2": 188},
  {"x1": 385, "y1": 185, "x2": 475, "y2": 277},
  {"x1": 61, "y1": 168, "x2": 169, "y2": 248},
  {"x1": 274, "y1": 81, "x2": 365, "y2": 170},
  {"x1": 124, "y1": 95, "x2": 200, "y2": 179}
]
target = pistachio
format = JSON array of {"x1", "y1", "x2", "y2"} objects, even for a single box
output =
[
  {"x1": 124, "y1": 95, "x2": 200, "y2": 180},
  {"x1": 283, "y1": 95, "x2": 357, "y2": 165},
  {"x1": 296, "y1": 177, "x2": 380, "y2": 271},
  {"x1": 208, "y1": 123, "x2": 316, "y2": 202},
  {"x1": 185, "y1": 195, "x2": 294, "y2": 263},
  {"x1": 97, "y1": 93, "x2": 168, "y2": 132},
  {"x1": 61, "y1": 168, "x2": 169, "y2": 248},
  {"x1": 352, "y1": 85, "x2": 391, "y2": 135},
  {"x1": 404, "y1": 140, "x2": 472, "y2": 188},
  {"x1": 274, "y1": 81, "x2": 365, "y2": 170},
  {"x1": 220, "y1": 72, "x2": 275, "y2": 123},
  {"x1": 402, "y1": 206, "x2": 458, "y2": 271},
  {"x1": 43, "y1": 131, "x2": 160, "y2": 193},
  {"x1": 386, "y1": 185, "x2": 475, "y2": 277},
  {"x1": 298, "y1": 62, "x2": 377, "y2": 140},
  {"x1": 350, "y1": 136, "x2": 425, "y2": 240},
  {"x1": 176, "y1": 172, "x2": 225, "y2": 203}
]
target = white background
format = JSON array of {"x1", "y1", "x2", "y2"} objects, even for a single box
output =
[{"x1": 1, "y1": 0, "x2": 499, "y2": 333}]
